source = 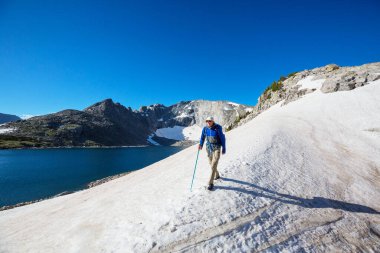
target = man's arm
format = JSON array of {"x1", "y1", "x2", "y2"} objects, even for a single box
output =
[
  {"x1": 218, "y1": 125, "x2": 226, "y2": 154},
  {"x1": 199, "y1": 127, "x2": 206, "y2": 149}
]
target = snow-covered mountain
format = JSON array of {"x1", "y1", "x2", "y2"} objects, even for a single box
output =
[
  {"x1": 142, "y1": 100, "x2": 253, "y2": 144},
  {"x1": 0, "y1": 63, "x2": 379, "y2": 252}
]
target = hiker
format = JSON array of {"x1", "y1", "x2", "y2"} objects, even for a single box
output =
[{"x1": 198, "y1": 116, "x2": 226, "y2": 190}]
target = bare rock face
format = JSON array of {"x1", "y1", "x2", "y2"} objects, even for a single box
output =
[
  {"x1": 183, "y1": 100, "x2": 251, "y2": 128},
  {"x1": 280, "y1": 62, "x2": 380, "y2": 95},
  {"x1": 136, "y1": 100, "x2": 253, "y2": 130},
  {"x1": 319, "y1": 62, "x2": 380, "y2": 93}
]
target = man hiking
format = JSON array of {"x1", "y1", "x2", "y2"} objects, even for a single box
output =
[{"x1": 198, "y1": 116, "x2": 226, "y2": 190}]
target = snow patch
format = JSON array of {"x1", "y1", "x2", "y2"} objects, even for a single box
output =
[
  {"x1": 297, "y1": 75, "x2": 326, "y2": 90},
  {"x1": 0, "y1": 127, "x2": 16, "y2": 134},
  {"x1": 20, "y1": 114, "x2": 35, "y2": 120},
  {"x1": 147, "y1": 134, "x2": 160, "y2": 146},
  {"x1": 184, "y1": 104, "x2": 194, "y2": 110},
  {"x1": 175, "y1": 112, "x2": 192, "y2": 118},
  {"x1": 155, "y1": 125, "x2": 202, "y2": 141},
  {"x1": 228, "y1": 102, "x2": 240, "y2": 107}
]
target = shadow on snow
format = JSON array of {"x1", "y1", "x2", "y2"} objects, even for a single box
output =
[{"x1": 217, "y1": 177, "x2": 380, "y2": 215}]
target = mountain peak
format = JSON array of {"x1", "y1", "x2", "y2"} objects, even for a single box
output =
[
  {"x1": 83, "y1": 98, "x2": 127, "y2": 116},
  {"x1": 101, "y1": 98, "x2": 114, "y2": 103}
]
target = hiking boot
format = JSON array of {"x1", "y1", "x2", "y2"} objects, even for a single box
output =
[
  {"x1": 215, "y1": 175, "x2": 221, "y2": 180},
  {"x1": 207, "y1": 184, "x2": 214, "y2": 191}
]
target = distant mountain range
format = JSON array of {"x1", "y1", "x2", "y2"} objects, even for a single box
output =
[
  {"x1": 0, "y1": 99, "x2": 253, "y2": 148},
  {"x1": 0, "y1": 113, "x2": 21, "y2": 124}
]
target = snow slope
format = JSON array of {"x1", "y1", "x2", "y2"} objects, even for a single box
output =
[{"x1": 1, "y1": 81, "x2": 380, "y2": 252}]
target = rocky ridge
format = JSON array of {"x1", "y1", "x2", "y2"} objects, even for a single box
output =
[{"x1": 234, "y1": 62, "x2": 380, "y2": 128}]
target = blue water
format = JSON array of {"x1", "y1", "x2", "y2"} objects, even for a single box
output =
[{"x1": 0, "y1": 146, "x2": 186, "y2": 207}]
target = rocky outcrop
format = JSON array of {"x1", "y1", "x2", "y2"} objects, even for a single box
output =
[{"x1": 320, "y1": 63, "x2": 380, "y2": 93}]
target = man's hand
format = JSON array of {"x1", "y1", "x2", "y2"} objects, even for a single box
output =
[{"x1": 198, "y1": 144, "x2": 202, "y2": 150}]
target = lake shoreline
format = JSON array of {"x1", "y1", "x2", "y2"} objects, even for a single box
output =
[
  {"x1": 0, "y1": 144, "x2": 150, "y2": 150},
  {"x1": 0, "y1": 170, "x2": 134, "y2": 212},
  {"x1": 0, "y1": 140, "x2": 196, "y2": 150}
]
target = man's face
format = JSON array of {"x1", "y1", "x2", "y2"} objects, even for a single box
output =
[{"x1": 206, "y1": 120, "x2": 214, "y2": 127}]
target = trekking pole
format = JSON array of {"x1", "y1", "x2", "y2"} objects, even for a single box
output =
[{"x1": 190, "y1": 149, "x2": 200, "y2": 192}]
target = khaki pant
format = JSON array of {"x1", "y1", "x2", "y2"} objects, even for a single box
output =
[{"x1": 207, "y1": 148, "x2": 221, "y2": 185}]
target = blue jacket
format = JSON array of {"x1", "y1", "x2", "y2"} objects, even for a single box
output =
[{"x1": 199, "y1": 123, "x2": 226, "y2": 154}]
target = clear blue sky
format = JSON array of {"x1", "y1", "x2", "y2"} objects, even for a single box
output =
[{"x1": 1, "y1": 0, "x2": 379, "y2": 116}]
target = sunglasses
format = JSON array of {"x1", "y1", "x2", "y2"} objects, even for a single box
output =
[{"x1": 206, "y1": 120, "x2": 213, "y2": 123}]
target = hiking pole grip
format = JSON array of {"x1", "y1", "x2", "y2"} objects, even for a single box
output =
[{"x1": 190, "y1": 149, "x2": 200, "y2": 192}]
